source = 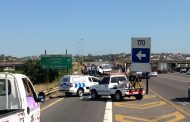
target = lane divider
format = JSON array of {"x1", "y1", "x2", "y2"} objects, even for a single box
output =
[
  {"x1": 103, "y1": 100, "x2": 112, "y2": 122},
  {"x1": 150, "y1": 89, "x2": 190, "y2": 118},
  {"x1": 41, "y1": 98, "x2": 64, "y2": 112}
]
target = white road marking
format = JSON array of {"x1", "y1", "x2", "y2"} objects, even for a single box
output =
[
  {"x1": 103, "y1": 100, "x2": 112, "y2": 122},
  {"x1": 41, "y1": 98, "x2": 64, "y2": 112}
]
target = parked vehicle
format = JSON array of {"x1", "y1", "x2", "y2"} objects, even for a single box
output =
[
  {"x1": 149, "y1": 71, "x2": 158, "y2": 77},
  {"x1": 90, "y1": 74, "x2": 144, "y2": 101},
  {"x1": 59, "y1": 75, "x2": 100, "y2": 97},
  {"x1": 134, "y1": 72, "x2": 150, "y2": 79},
  {"x1": 180, "y1": 68, "x2": 187, "y2": 73},
  {"x1": 0, "y1": 72, "x2": 45, "y2": 122},
  {"x1": 97, "y1": 64, "x2": 112, "y2": 76}
]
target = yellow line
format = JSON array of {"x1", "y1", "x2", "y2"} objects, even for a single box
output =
[
  {"x1": 144, "y1": 95, "x2": 156, "y2": 99},
  {"x1": 150, "y1": 89, "x2": 190, "y2": 118},
  {"x1": 114, "y1": 101, "x2": 166, "y2": 109},
  {"x1": 115, "y1": 112, "x2": 185, "y2": 122},
  {"x1": 153, "y1": 111, "x2": 185, "y2": 122},
  {"x1": 115, "y1": 114, "x2": 149, "y2": 122},
  {"x1": 41, "y1": 98, "x2": 64, "y2": 112}
]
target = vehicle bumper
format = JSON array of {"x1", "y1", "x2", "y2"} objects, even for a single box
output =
[{"x1": 124, "y1": 89, "x2": 145, "y2": 96}]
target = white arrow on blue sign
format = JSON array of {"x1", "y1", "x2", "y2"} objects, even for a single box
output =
[
  {"x1": 132, "y1": 48, "x2": 150, "y2": 63},
  {"x1": 131, "y1": 37, "x2": 151, "y2": 72}
]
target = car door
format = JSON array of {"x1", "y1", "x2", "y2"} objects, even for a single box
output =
[
  {"x1": 109, "y1": 77, "x2": 118, "y2": 89},
  {"x1": 98, "y1": 77, "x2": 110, "y2": 95},
  {"x1": 22, "y1": 77, "x2": 40, "y2": 122}
]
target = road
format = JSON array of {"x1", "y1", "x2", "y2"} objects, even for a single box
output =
[
  {"x1": 150, "y1": 73, "x2": 190, "y2": 113},
  {"x1": 41, "y1": 73, "x2": 190, "y2": 122},
  {"x1": 40, "y1": 93, "x2": 106, "y2": 122}
]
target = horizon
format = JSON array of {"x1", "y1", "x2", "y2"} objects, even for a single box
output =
[{"x1": 1, "y1": 51, "x2": 190, "y2": 59}]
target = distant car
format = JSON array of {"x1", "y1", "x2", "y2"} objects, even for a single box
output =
[
  {"x1": 180, "y1": 68, "x2": 187, "y2": 73},
  {"x1": 149, "y1": 71, "x2": 158, "y2": 77},
  {"x1": 134, "y1": 72, "x2": 149, "y2": 79},
  {"x1": 102, "y1": 64, "x2": 112, "y2": 74}
]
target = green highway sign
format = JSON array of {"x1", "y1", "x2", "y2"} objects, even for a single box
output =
[{"x1": 40, "y1": 55, "x2": 72, "y2": 69}]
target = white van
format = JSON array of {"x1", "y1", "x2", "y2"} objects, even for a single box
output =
[{"x1": 59, "y1": 75, "x2": 100, "y2": 97}]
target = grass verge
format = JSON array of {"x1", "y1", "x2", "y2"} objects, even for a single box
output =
[{"x1": 34, "y1": 80, "x2": 59, "y2": 93}]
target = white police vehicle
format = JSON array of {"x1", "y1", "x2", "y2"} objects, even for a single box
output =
[{"x1": 59, "y1": 75, "x2": 100, "y2": 97}]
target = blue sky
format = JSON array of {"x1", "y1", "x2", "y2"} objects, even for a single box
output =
[{"x1": 0, "y1": 0, "x2": 190, "y2": 57}]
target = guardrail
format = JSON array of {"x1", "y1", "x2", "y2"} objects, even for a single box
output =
[{"x1": 40, "y1": 87, "x2": 59, "y2": 97}]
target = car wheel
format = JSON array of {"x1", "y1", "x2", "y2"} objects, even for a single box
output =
[
  {"x1": 115, "y1": 91, "x2": 123, "y2": 101},
  {"x1": 111, "y1": 95, "x2": 115, "y2": 101},
  {"x1": 135, "y1": 94, "x2": 143, "y2": 100},
  {"x1": 91, "y1": 90, "x2": 98, "y2": 100},
  {"x1": 77, "y1": 89, "x2": 84, "y2": 97}
]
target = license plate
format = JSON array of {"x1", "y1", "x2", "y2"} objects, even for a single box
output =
[{"x1": 132, "y1": 92, "x2": 139, "y2": 94}]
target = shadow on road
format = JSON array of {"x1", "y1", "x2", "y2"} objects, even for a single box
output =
[
  {"x1": 82, "y1": 97, "x2": 137, "y2": 102},
  {"x1": 171, "y1": 97, "x2": 190, "y2": 103},
  {"x1": 49, "y1": 95, "x2": 64, "y2": 99}
]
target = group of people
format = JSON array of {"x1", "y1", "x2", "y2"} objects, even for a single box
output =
[{"x1": 83, "y1": 64, "x2": 100, "y2": 76}]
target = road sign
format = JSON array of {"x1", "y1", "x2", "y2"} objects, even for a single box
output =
[
  {"x1": 131, "y1": 37, "x2": 151, "y2": 72},
  {"x1": 40, "y1": 55, "x2": 72, "y2": 69}
]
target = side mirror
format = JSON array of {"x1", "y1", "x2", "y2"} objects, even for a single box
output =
[{"x1": 38, "y1": 91, "x2": 45, "y2": 102}]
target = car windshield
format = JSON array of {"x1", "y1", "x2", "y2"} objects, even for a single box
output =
[{"x1": 61, "y1": 76, "x2": 70, "y2": 82}]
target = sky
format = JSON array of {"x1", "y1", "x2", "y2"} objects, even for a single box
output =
[{"x1": 0, "y1": 0, "x2": 190, "y2": 57}]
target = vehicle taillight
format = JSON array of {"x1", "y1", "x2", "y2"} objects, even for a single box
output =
[{"x1": 70, "y1": 83, "x2": 73, "y2": 87}]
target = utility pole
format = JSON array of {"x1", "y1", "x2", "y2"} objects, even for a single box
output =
[{"x1": 81, "y1": 38, "x2": 84, "y2": 63}]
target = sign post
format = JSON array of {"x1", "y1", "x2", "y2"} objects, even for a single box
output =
[{"x1": 131, "y1": 37, "x2": 151, "y2": 94}]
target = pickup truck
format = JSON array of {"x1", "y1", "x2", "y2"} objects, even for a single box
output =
[
  {"x1": 0, "y1": 72, "x2": 45, "y2": 122},
  {"x1": 90, "y1": 74, "x2": 144, "y2": 101}
]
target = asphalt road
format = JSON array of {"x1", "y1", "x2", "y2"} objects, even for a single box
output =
[
  {"x1": 40, "y1": 93, "x2": 106, "y2": 122},
  {"x1": 150, "y1": 73, "x2": 190, "y2": 113},
  {"x1": 40, "y1": 73, "x2": 190, "y2": 122}
]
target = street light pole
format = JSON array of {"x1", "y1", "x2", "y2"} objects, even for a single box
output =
[{"x1": 81, "y1": 38, "x2": 84, "y2": 63}]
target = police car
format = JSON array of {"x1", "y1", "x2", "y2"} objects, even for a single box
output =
[{"x1": 59, "y1": 75, "x2": 100, "y2": 97}]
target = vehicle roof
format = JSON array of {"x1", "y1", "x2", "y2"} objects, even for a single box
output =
[{"x1": 0, "y1": 72, "x2": 26, "y2": 79}]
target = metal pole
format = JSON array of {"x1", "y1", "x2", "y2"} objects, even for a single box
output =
[
  {"x1": 47, "y1": 69, "x2": 49, "y2": 85},
  {"x1": 146, "y1": 72, "x2": 149, "y2": 94},
  {"x1": 5, "y1": 73, "x2": 8, "y2": 109},
  {"x1": 81, "y1": 38, "x2": 83, "y2": 63}
]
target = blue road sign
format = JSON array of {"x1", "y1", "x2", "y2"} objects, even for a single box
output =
[{"x1": 132, "y1": 48, "x2": 150, "y2": 63}]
